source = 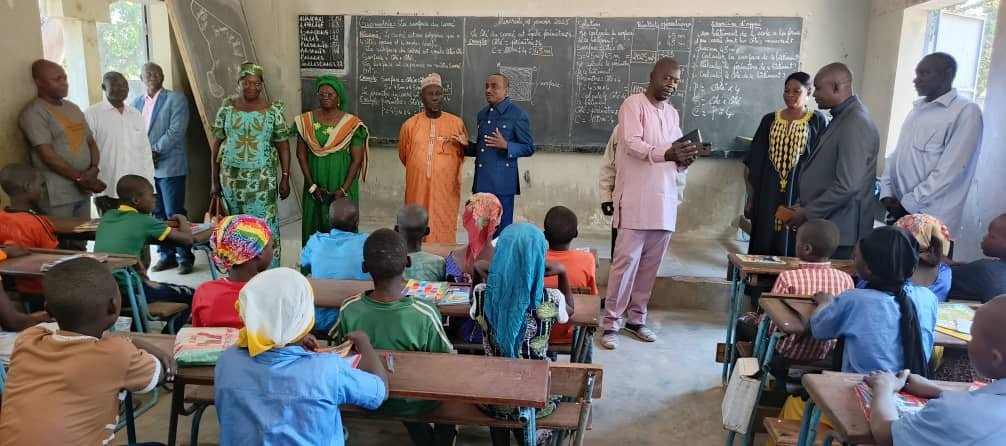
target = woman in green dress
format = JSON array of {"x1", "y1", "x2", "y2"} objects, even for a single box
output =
[
  {"x1": 293, "y1": 75, "x2": 369, "y2": 245},
  {"x1": 210, "y1": 62, "x2": 291, "y2": 266}
]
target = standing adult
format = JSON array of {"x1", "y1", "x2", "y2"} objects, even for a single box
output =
[
  {"x1": 601, "y1": 57, "x2": 699, "y2": 349},
  {"x1": 744, "y1": 72, "x2": 829, "y2": 256},
  {"x1": 211, "y1": 62, "x2": 291, "y2": 267},
  {"x1": 399, "y1": 73, "x2": 469, "y2": 244},
  {"x1": 84, "y1": 71, "x2": 154, "y2": 214},
  {"x1": 293, "y1": 75, "x2": 368, "y2": 245},
  {"x1": 134, "y1": 62, "x2": 194, "y2": 274},
  {"x1": 880, "y1": 53, "x2": 984, "y2": 235},
  {"x1": 18, "y1": 60, "x2": 105, "y2": 224},
  {"x1": 465, "y1": 73, "x2": 534, "y2": 236},
  {"x1": 788, "y1": 63, "x2": 880, "y2": 259}
]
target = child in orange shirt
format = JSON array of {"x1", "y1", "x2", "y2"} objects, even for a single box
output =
[
  {"x1": 543, "y1": 206, "x2": 598, "y2": 344},
  {"x1": 0, "y1": 164, "x2": 60, "y2": 295}
]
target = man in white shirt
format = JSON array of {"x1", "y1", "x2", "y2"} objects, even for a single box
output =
[
  {"x1": 880, "y1": 53, "x2": 983, "y2": 235},
  {"x1": 84, "y1": 71, "x2": 155, "y2": 213}
]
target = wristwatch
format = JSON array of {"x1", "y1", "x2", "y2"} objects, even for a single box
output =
[{"x1": 308, "y1": 184, "x2": 318, "y2": 194}]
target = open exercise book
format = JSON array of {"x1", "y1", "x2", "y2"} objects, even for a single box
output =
[
  {"x1": 403, "y1": 280, "x2": 471, "y2": 306},
  {"x1": 317, "y1": 340, "x2": 362, "y2": 368},
  {"x1": 936, "y1": 302, "x2": 977, "y2": 341},
  {"x1": 855, "y1": 381, "x2": 987, "y2": 420},
  {"x1": 734, "y1": 254, "x2": 787, "y2": 265},
  {"x1": 173, "y1": 327, "x2": 361, "y2": 368}
]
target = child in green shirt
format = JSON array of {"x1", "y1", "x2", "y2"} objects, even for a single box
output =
[
  {"x1": 395, "y1": 204, "x2": 446, "y2": 282},
  {"x1": 94, "y1": 175, "x2": 195, "y2": 331},
  {"x1": 330, "y1": 228, "x2": 455, "y2": 446}
]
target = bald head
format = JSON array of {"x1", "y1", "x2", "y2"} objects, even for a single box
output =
[
  {"x1": 31, "y1": 59, "x2": 68, "y2": 100},
  {"x1": 648, "y1": 57, "x2": 682, "y2": 102},
  {"x1": 969, "y1": 295, "x2": 1006, "y2": 379},
  {"x1": 813, "y1": 63, "x2": 854, "y2": 109},
  {"x1": 101, "y1": 71, "x2": 129, "y2": 104},
  {"x1": 329, "y1": 198, "x2": 360, "y2": 233}
]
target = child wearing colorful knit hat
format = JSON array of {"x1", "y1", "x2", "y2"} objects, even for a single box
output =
[{"x1": 191, "y1": 214, "x2": 274, "y2": 328}]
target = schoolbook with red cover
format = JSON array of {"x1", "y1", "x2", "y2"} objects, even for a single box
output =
[{"x1": 855, "y1": 381, "x2": 988, "y2": 420}]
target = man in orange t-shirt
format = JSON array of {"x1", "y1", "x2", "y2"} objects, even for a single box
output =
[{"x1": 543, "y1": 206, "x2": 598, "y2": 344}]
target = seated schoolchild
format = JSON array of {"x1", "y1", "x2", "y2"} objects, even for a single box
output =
[
  {"x1": 445, "y1": 193, "x2": 501, "y2": 284},
  {"x1": 331, "y1": 229, "x2": 455, "y2": 446},
  {"x1": 0, "y1": 258, "x2": 172, "y2": 443},
  {"x1": 865, "y1": 294, "x2": 1006, "y2": 445},
  {"x1": 395, "y1": 204, "x2": 446, "y2": 282},
  {"x1": 301, "y1": 198, "x2": 369, "y2": 332},
  {"x1": 542, "y1": 205, "x2": 598, "y2": 344},
  {"x1": 0, "y1": 164, "x2": 60, "y2": 295},
  {"x1": 950, "y1": 213, "x2": 1006, "y2": 302},
  {"x1": 191, "y1": 215, "x2": 273, "y2": 328},
  {"x1": 214, "y1": 267, "x2": 389, "y2": 446}
]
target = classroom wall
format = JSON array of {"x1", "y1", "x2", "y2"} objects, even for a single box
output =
[
  {"x1": 958, "y1": 1, "x2": 1006, "y2": 262},
  {"x1": 0, "y1": 1, "x2": 44, "y2": 206},
  {"x1": 238, "y1": 0, "x2": 872, "y2": 241}
]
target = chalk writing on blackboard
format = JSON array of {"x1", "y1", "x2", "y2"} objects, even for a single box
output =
[{"x1": 299, "y1": 15, "x2": 347, "y2": 75}]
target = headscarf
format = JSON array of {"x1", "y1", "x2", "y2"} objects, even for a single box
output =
[
  {"x1": 421, "y1": 73, "x2": 442, "y2": 90},
  {"x1": 858, "y1": 226, "x2": 929, "y2": 377},
  {"x1": 463, "y1": 193, "x2": 503, "y2": 266},
  {"x1": 895, "y1": 214, "x2": 952, "y2": 257},
  {"x1": 210, "y1": 214, "x2": 273, "y2": 274},
  {"x1": 484, "y1": 223, "x2": 548, "y2": 358},
  {"x1": 236, "y1": 267, "x2": 315, "y2": 357},
  {"x1": 315, "y1": 75, "x2": 347, "y2": 111},
  {"x1": 238, "y1": 62, "x2": 264, "y2": 80}
]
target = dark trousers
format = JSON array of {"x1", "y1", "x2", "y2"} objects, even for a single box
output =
[
  {"x1": 832, "y1": 245, "x2": 854, "y2": 261},
  {"x1": 494, "y1": 194, "x2": 515, "y2": 238},
  {"x1": 153, "y1": 176, "x2": 194, "y2": 265},
  {"x1": 403, "y1": 422, "x2": 457, "y2": 446}
]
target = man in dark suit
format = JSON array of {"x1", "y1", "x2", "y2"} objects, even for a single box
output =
[
  {"x1": 133, "y1": 62, "x2": 193, "y2": 273},
  {"x1": 465, "y1": 73, "x2": 535, "y2": 236},
  {"x1": 788, "y1": 63, "x2": 880, "y2": 259}
]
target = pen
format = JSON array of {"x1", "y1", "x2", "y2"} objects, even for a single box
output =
[{"x1": 386, "y1": 352, "x2": 395, "y2": 374}]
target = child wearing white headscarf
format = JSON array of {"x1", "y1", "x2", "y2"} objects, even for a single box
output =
[{"x1": 214, "y1": 267, "x2": 389, "y2": 446}]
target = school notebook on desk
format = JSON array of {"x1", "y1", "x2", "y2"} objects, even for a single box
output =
[
  {"x1": 40, "y1": 253, "x2": 109, "y2": 271},
  {"x1": 937, "y1": 303, "x2": 977, "y2": 341},
  {"x1": 403, "y1": 280, "x2": 471, "y2": 306},
  {"x1": 734, "y1": 254, "x2": 787, "y2": 265},
  {"x1": 317, "y1": 340, "x2": 361, "y2": 368},
  {"x1": 173, "y1": 327, "x2": 241, "y2": 366},
  {"x1": 855, "y1": 381, "x2": 988, "y2": 420}
]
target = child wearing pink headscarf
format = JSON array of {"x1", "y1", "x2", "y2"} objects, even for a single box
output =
[{"x1": 444, "y1": 193, "x2": 502, "y2": 283}]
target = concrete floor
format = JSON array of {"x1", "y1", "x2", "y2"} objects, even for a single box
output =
[{"x1": 113, "y1": 233, "x2": 749, "y2": 445}]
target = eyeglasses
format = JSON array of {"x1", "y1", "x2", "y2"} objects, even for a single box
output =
[{"x1": 318, "y1": 92, "x2": 338, "y2": 98}]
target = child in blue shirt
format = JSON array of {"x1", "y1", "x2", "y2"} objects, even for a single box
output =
[
  {"x1": 301, "y1": 199, "x2": 370, "y2": 331},
  {"x1": 214, "y1": 267, "x2": 388, "y2": 446},
  {"x1": 865, "y1": 294, "x2": 1006, "y2": 446},
  {"x1": 811, "y1": 226, "x2": 938, "y2": 375}
]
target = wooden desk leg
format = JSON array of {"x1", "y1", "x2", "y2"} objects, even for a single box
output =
[
  {"x1": 124, "y1": 391, "x2": 137, "y2": 445},
  {"x1": 519, "y1": 407, "x2": 537, "y2": 446},
  {"x1": 723, "y1": 265, "x2": 743, "y2": 383},
  {"x1": 795, "y1": 400, "x2": 821, "y2": 446},
  {"x1": 167, "y1": 379, "x2": 185, "y2": 446}
]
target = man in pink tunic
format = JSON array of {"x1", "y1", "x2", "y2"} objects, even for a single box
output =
[{"x1": 601, "y1": 57, "x2": 699, "y2": 349}]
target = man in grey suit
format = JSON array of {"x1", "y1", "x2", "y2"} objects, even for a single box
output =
[{"x1": 788, "y1": 63, "x2": 880, "y2": 259}]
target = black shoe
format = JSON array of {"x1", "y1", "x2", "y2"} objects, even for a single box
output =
[
  {"x1": 150, "y1": 259, "x2": 179, "y2": 272},
  {"x1": 177, "y1": 263, "x2": 194, "y2": 275}
]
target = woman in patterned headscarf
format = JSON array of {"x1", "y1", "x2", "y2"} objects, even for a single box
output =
[
  {"x1": 210, "y1": 62, "x2": 291, "y2": 267},
  {"x1": 293, "y1": 75, "x2": 369, "y2": 245},
  {"x1": 744, "y1": 72, "x2": 829, "y2": 256}
]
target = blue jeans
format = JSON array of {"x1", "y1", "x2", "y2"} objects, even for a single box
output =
[{"x1": 154, "y1": 176, "x2": 194, "y2": 265}]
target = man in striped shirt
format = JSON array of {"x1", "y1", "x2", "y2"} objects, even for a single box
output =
[{"x1": 769, "y1": 219, "x2": 854, "y2": 361}]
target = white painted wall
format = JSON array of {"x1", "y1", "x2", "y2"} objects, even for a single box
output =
[{"x1": 0, "y1": 0, "x2": 44, "y2": 206}]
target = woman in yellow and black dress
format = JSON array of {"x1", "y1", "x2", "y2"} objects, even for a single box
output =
[{"x1": 744, "y1": 72, "x2": 828, "y2": 256}]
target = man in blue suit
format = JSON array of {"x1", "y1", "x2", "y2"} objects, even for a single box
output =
[
  {"x1": 133, "y1": 62, "x2": 194, "y2": 274},
  {"x1": 465, "y1": 73, "x2": 535, "y2": 236}
]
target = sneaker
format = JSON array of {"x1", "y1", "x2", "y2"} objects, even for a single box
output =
[
  {"x1": 150, "y1": 259, "x2": 178, "y2": 272},
  {"x1": 177, "y1": 263, "x2": 194, "y2": 275},
  {"x1": 600, "y1": 331, "x2": 619, "y2": 350},
  {"x1": 623, "y1": 324, "x2": 658, "y2": 342}
]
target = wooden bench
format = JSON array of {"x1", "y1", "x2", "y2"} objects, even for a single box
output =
[{"x1": 180, "y1": 362, "x2": 603, "y2": 446}]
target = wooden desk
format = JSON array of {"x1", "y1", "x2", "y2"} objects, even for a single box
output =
[
  {"x1": 723, "y1": 255, "x2": 853, "y2": 382},
  {"x1": 310, "y1": 279, "x2": 600, "y2": 327},
  {"x1": 759, "y1": 298, "x2": 812, "y2": 335},
  {"x1": 134, "y1": 333, "x2": 552, "y2": 446},
  {"x1": 56, "y1": 218, "x2": 213, "y2": 245},
  {"x1": 0, "y1": 247, "x2": 138, "y2": 278},
  {"x1": 798, "y1": 372, "x2": 971, "y2": 445}
]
